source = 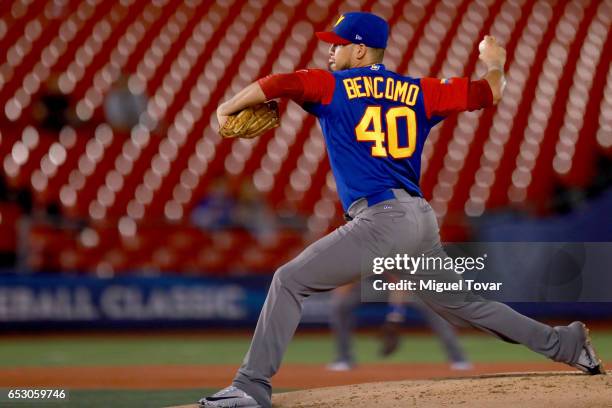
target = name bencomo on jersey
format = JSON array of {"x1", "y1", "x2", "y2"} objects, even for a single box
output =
[{"x1": 342, "y1": 72, "x2": 420, "y2": 106}]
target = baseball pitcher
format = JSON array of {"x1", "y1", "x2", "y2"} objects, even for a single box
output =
[{"x1": 201, "y1": 12, "x2": 605, "y2": 408}]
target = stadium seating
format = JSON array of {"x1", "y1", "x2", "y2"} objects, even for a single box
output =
[{"x1": 0, "y1": 0, "x2": 610, "y2": 273}]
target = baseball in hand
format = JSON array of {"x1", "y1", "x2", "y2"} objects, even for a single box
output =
[{"x1": 478, "y1": 35, "x2": 506, "y2": 70}]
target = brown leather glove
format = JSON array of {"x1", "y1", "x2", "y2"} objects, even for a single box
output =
[{"x1": 219, "y1": 101, "x2": 280, "y2": 139}]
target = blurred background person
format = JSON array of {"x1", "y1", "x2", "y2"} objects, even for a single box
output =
[
  {"x1": 327, "y1": 282, "x2": 471, "y2": 371},
  {"x1": 379, "y1": 291, "x2": 472, "y2": 370},
  {"x1": 31, "y1": 73, "x2": 75, "y2": 132},
  {"x1": 233, "y1": 180, "x2": 277, "y2": 240},
  {"x1": 191, "y1": 177, "x2": 237, "y2": 231},
  {"x1": 104, "y1": 74, "x2": 148, "y2": 132}
]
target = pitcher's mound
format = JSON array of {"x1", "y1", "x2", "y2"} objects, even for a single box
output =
[{"x1": 272, "y1": 371, "x2": 611, "y2": 408}]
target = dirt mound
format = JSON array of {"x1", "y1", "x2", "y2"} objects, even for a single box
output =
[{"x1": 272, "y1": 371, "x2": 612, "y2": 408}]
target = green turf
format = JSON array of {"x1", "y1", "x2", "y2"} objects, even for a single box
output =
[
  {"x1": 66, "y1": 389, "x2": 207, "y2": 408},
  {"x1": 2, "y1": 388, "x2": 216, "y2": 408},
  {"x1": 1, "y1": 331, "x2": 611, "y2": 367}
]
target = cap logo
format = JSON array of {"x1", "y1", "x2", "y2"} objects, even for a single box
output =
[
  {"x1": 334, "y1": 15, "x2": 345, "y2": 27},
  {"x1": 355, "y1": 34, "x2": 362, "y2": 40}
]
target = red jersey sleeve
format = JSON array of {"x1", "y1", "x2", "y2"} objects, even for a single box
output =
[
  {"x1": 421, "y1": 77, "x2": 493, "y2": 119},
  {"x1": 258, "y1": 69, "x2": 335, "y2": 104}
]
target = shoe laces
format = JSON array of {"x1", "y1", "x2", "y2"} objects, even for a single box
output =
[{"x1": 217, "y1": 386, "x2": 238, "y2": 396}]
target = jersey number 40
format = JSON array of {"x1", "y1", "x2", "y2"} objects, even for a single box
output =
[{"x1": 355, "y1": 106, "x2": 416, "y2": 159}]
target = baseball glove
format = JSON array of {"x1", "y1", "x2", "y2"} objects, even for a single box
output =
[{"x1": 219, "y1": 101, "x2": 280, "y2": 139}]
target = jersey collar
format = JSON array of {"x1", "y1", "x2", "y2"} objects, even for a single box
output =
[{"x1": 341, "y1": 63, "x2": 386, "y2": 72}]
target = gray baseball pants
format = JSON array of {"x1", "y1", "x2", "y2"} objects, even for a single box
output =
[{"x1": 233, "y1": 190, "x2": 585, "y2": 408}]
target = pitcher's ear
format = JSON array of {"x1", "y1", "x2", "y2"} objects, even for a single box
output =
[{"x1": 356, "y1": 43, "x2": 367, "y2": 59}]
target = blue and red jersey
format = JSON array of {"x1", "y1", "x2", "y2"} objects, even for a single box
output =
[{"x1": 259, "y1": 64, "x2": 493, "y2": 211}]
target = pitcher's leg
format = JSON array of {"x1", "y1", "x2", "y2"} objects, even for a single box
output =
[
  {"x1": 233, "y1": 219, "x2": 375, "y2": 407},
  {"x1": 329, "y1": 283, "x2": 360, "y2": 366},
  {"x1": 414, "y1": 201, "x2": 584, "y2": 364},
  {"x1": 423, "y1": 295, "x2": 583, "y2": 363}
]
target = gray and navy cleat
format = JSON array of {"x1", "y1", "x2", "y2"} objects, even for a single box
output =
[
  {"x1": 199, "y1": 386, "x2": 262, "y2": 408},
  {"x1": 569, "y1": 322, "x2": 606, "y2": 375}
]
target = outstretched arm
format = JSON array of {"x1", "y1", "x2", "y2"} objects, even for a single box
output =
[
  {"x1": 216, "y1": 83, "x2": 267, "y2": 129},
  {"x1": 421, "y1": 35, "x2": 507, "y2": 118},
  {"x1": 479, "y1": 35, "x2": 507, "y2": 104},
  {"x1": 216, "y1": 69, "x2": 335, "y2": 130}
]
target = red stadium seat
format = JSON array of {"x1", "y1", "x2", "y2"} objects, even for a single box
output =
[{"x1": 1, "y1": 0, "x2": 610, "y2": 273}]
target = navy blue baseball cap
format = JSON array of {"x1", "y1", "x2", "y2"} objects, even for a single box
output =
[{"x1": 316, "y1": 12, "x2": 389, "y2": 49}]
